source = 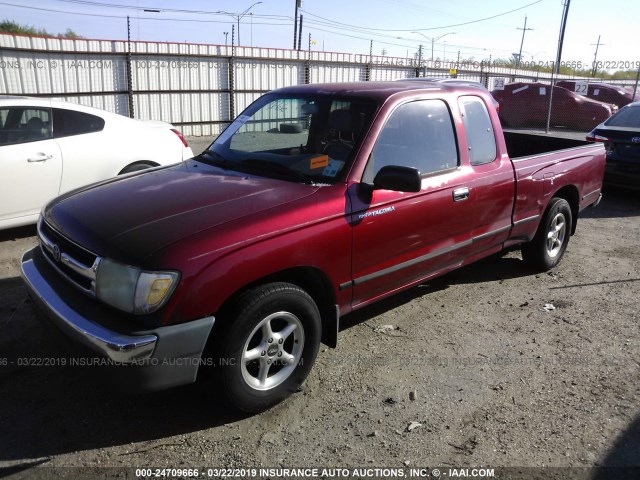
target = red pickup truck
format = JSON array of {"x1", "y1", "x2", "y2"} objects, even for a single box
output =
[{"x1": 21, "y1": 82, "x2": 605, "y2": 412}]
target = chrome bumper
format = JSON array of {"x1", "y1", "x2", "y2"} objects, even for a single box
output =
[
  {"x1": 22, "y1": 249, "x2": 157, "y2": 363},
  {"x1": 20, "y1": 248, "x2": 216, "y2": 392},
  {"x1": 591, "y1": 192, "x2": 603, "y2": 208}
]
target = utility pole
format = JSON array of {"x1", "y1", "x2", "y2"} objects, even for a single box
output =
[
  {"x1": 126, "y1": 16, "x2": 134, "y2": 118},
  {"x1": 293, "y1": 0, "x2": 300, "y2": 49},
  {"x1": 297, "y1": 15, "x2": 303, "y2": 51},
  {"x1": 590, "y1": 35, "x2": 604, "y2": 77},
  {"x1": 546, "y1": 0, "x2": 571, "y2": 133},
  {"x1": 516, "y1": 16, "x2": 533, "y2": 68}
]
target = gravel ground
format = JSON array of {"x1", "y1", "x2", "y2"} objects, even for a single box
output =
[{"x1": 0, "y1": 161, "x2": 638, "y2": 478}]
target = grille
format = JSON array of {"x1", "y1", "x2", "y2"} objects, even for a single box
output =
[{"x1": 38, "y1": 219, "x2": 101, "y2": 295}]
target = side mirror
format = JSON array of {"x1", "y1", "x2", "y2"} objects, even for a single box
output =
[{"x1": 372, "y1": 165, "x2": 422, "y2": 193}]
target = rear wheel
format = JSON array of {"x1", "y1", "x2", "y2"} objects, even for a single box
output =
[
  {"x1": 522, "y1": 197, "x2": 572, "y2": 271},
  {"x1": 210, "y1": 282, "x2": 321, "y2": 413}
]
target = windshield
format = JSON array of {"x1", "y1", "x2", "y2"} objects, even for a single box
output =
[
  {"x1": 206, "y1": 94, "x2": 378, "y2": 184},
  {"x1": 604, "y1": 105, "x2": 640, "y2": 128}
]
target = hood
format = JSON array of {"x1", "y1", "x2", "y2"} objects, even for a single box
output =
[{"x1": 44, "y1": 160, "x2": 318, "y2": 263}]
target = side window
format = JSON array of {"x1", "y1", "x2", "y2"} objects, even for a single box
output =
[
  {"x1": 459, "y1": 96, "x2": 497, "y2": 166},
  {"x1": 53, "y1": 108, "x2": 105, "y2": 138},
  {"x1": 0, "y1": 107, "x2": 52, "y2": 146},
  {"x1": 363, "y1": 99, "x2": 458, "y2": 183}
]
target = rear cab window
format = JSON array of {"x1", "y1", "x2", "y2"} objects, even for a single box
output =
[{"x1": 458, "y1": 96, "x2": 497, "y2": 165}]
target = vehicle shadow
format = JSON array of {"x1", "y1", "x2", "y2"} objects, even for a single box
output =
[
  {"x1": 0, "y1": 355, "x2": 248, "y2": 462},
  {"x1": 0, "y1": 251, "x2": 534, "y2": 462},
  {"x1": 341, "y1": 251, "x2": 533, "y2": 330},
  {"x1": 580, "y1": 188, "x2": 640, "y2": 219},
  {"x1": 592, "y1": 413, "x2": 640, "y2": 480},
  {"x1": 0, "y1": 224, "x2": 37, "y2": 242},
  {"x1": 0, "y1": 278, "x2": 248, "y2": 462}
]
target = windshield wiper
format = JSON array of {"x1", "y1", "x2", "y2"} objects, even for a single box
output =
[
  {"x1": 241, "y1": 159, "x2": 315, "y2": 185},
  {"x1": 196, "y1": 151, "x2": 238, "y2": 170}
]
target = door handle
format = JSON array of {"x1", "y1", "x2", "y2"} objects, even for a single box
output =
[
  {"x1": 453, "y1": 187, "x2": 470, "y2": 202},
  {"x1": 27, "y1": 153, "x2": 53, "y2": 163}
]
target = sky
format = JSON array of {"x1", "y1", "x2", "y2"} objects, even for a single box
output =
[{"x1": 1, "y1": 0, "x2": 639, "y2": 70}]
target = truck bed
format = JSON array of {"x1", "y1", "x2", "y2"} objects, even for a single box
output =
[
  {"x1": 503, "y1": 131, "x2": 591, "y2": 159},
  {"x1": 504, "y1": 132, "x2": 605, "y2": 245}
]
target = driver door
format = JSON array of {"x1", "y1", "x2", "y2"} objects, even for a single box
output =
[
  {"x1": 0, "y1": 106, "x2": 62, "y2": 226},
  {"x1": 349, "y1": 99, "x2": 476, "y2": 308}
]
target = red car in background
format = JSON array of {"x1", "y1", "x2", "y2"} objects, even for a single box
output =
[
  {"x1": 557, "y1": 81, "x2": 640, "y2": 108},
  {"x1": 492, "y1": 82, "x2": 617, "y2": 131}
]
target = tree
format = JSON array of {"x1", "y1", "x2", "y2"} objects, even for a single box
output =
[
  {"x1": 0, "y1": 19, "x2": 47, "y2": 36},
  {"x1": 60, "y1": 28, "x2": 83, "y2": 39},
  {"x1": 0, "y1": 19, "x2": 84, "y2": 38}
]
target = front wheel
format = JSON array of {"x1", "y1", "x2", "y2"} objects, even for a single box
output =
[
  {"x1": 522, "y1": 197, "x2": 572, "y2": 271},
  {"x1": 212, "y1": 282, "x2": 321, "y2": 413}
]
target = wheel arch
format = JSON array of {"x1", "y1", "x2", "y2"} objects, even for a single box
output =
[
  {"x1": 551, "y1": 184, "x2": 580, "y2": 235},
  {"x1": 118, "y1": 160, "x2": 160, "y2": 175},
  {"x1": 214, "y1": 266, "x2": 339, "y2": 348}
]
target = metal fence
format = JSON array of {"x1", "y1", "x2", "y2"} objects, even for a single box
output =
[{"x1": 1, "y1": 32, "x2": 637, "y2": 136}]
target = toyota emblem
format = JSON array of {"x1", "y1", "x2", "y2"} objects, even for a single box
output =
[{"x1": 52, "y1": 244, "x2": 61, "y2": 263}]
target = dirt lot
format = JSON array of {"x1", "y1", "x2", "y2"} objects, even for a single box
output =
[{"x1": 0, "y1": 170, "x2": 638, "y2": 478}]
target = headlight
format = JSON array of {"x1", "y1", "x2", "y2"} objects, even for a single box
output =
[{"x1": 96, "y1": 258, "x2": 179, "y2": 314}]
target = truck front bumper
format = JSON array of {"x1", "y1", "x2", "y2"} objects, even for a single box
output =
[{"x1": 21, "y1": 247, "x2": 215, "y2": 392}]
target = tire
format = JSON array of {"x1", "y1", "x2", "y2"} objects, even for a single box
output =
[
  {"x1": 211, "y1": 282, "x2": 321, "y2": 413},
  {"x1": 279, "y1": 123, "x2": 303, "y2": 134},
  {"x1": 119, "y1": 161, "x2": 157, "y2": 174},
  {"x1": 522, "y1": 197, "x2": 572, "y2": 271}
]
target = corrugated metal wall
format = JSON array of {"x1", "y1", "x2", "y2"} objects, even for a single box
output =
[{"x1": 1, "y1": 33, "x2": 635, "y2": 136}]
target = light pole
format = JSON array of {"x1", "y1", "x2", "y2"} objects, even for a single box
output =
[
  {"x1": 412, "y1": 31, "x2": 455, "y2": 62},
  {"x1": 523, "y1": 50, "x2": 545, "y2": 62},
  {"x1": 220, "y1": 2, "x2": 262, "y2": 47},
  {"x1": 224, "y1": 31, "x2": 229, "y2": 46}
]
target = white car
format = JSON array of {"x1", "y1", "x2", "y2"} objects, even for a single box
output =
[{"x1": 0, "y1": 96, "x2": 194, "y2": 229}]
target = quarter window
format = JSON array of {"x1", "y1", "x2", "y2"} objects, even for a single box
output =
[
  {"x1": 363, "y1": 99, "x2": 458, "y2": 183},
  {"x1": 459, "y1": 96, "x2": 497, "y2": 165},
  {"x1": 53, "y1": 108, "x2": 105, "y2": 138}
]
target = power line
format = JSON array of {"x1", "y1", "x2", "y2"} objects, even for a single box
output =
[
  {"x1": 0, "y1": 2, "x2": 290, "y2": 26},
  {"x1": 301, "y1": 17, "x2": 506, "y2": 55},
  {"x1": 300, "y1": 0, "x2": 544, "y2": 33},
  {"x1": 51, "y1": 0, "x2": 291, "y2": 20},
  {"x1": 0, "y1": 0, "x2": 516, "y2": 57}
]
